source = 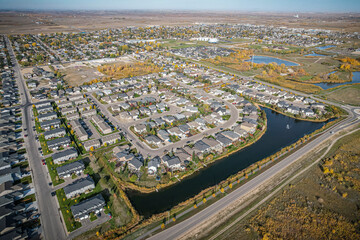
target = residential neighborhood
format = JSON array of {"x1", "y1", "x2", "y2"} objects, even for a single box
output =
[{"x1": 0, "y1": 10, "x2": 357, "y2": 240}]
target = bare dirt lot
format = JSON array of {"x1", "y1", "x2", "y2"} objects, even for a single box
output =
[
  {"x1": 0, "y1": 11, "x2": 359, "y2": 34},
  {"x1": 60, "y1": 64, "x2": 102, "y2": 87},
  {"x1": 60, "y1": 57, "x2": 135, "y2": 87}
]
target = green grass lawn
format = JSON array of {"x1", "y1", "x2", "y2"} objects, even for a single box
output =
[
  {"x1": 45, "y1": 157, "x2": 65, "y2": 186},
  {"x1": 56, "y1": 189, "x2": 82, "y2": 232}
]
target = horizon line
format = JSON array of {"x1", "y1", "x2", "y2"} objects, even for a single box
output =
[{"x1": 0, "y1": 9, "x2": 359, "y2": 14}]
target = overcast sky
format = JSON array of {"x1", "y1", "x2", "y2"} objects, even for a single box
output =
[{"x1": 0, "y1": 0, "x2": 360, "y2": 12}]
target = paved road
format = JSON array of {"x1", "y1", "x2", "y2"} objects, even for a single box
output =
[
  {"x1": 5, "y1": 36, "x2": 67, "y2": 240},
  {"x1": 147, "y1": 106, "x2": 360, "y2": 240},
  {"x1": 87, "y1": 83, "x2": 239, "y2": 158},
  {"x1": 33, "y1": 35, "x2": 65, "y2": 63}
]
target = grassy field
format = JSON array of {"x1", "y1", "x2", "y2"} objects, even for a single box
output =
[
  {"x1": 73, "y1": 154, "x2": 133, "y2": 240},
  {"x1": 161, "y1": 39, "x2": 209, "y2": 49},
  {"x1": 215, "y1": 130, "x2": 360, "y2": 240},
  {"x1": 319, "y1": 85, "x2": 360, "y2": 106}
]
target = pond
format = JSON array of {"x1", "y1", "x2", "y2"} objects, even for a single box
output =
[
  {"x1": 314, "y1": 71, "x2": 360, "y2": 90},
  {"x1": 305, "y1": 51, "x2": 326, "y2": 57},
  {"x1": 316, "y1": 45, "x2": 336, "y2": 50},
  {"x1": 245, "y1": 56, "x2": 299, "y2": 66},
  {"x1": 127, "y1": 108, "x2": 327, "y2": 217}
]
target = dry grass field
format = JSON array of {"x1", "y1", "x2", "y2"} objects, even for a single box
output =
[
  {"x1": 0, "y1": 11, "x2": 359, "y2": 34},
  {"x1": 321, "y1": 85, "x2": 360, "y2": 106},
  {"x1": 214, "y1": 130, "x2": 360, "y2": 240}
]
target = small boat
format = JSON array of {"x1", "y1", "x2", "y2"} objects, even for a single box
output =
[{"x1": 286, "y1": 124, "x2": 290, "y2": 129}]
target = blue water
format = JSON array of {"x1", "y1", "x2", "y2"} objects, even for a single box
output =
[
  {"x1": 316, "y1": 45, "x2": 335, "y2": 50},
  {"x1": 305, "y1": 51, "x2": 326, "y2": 57},
  {"x1": 127, "y1": 108, "x2": 327, "y2": 217},
  {"x1": 314, "y1": 71, "x2": 360, "y2": 90},
  {"x1": 245, "y1": 55, "x2": 299, "y2": 66}
]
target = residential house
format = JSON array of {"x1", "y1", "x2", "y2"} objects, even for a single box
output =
[
  {"x1": 70, "y1": 120, "x2": 88, "y2": 141},
  {"x1": 128, "y1": 158, "x2": 143, "y2": 173},
  {"x1": 56, "y1": 160, "x2": 85, "y2": 178},
  {"x1": 202, "y1": 137, "x2": 223, "y2": 153},
  {"x1": 40, "y1": 119, "x2": 61, "y2": 131},
  {"x1": 215, "y1": 133, "x2": 232, "y2": 147},
  {"x1": 147, "y1": 156, "x2": 160, "y2": 175},
  {"x1": 66, "y1": 112, "x2": 79, "y2": 121},
  {"x1": 91, "y1": 115, "x2": 112, "y2": 134},
  {"x1": 36, "y1": 105, "x2": 53, "y2": 114},
  {"x1": 38, "y1": 112, "x2": 57, "y2": 122},
  {"x1": 63, "y1": 177, "x2": 95, "y2": 199},
  {"x1": 145, "y1": 135, "x2": 162, "y2": 147},
  {"x1": 194, "y1": 140, "x2": 211, "y2": 154},
  {"x1": 101, "y1": 133, "x2": 121, "y2": 146},
  {"x1": 82, "y1": 109, "x2": 96, "y2": 118},
  {"x1": 220, "y1": 131, "x2": 240, "y2": 141},
  {"x1": 47, "y1": 136, "x2": 71, "y2": 150},
  {"x1": 70, "y1": 194, "x2": 105, "y2": 221},
  {"x1": 157, "y1": 129, "x2": 170, "y2": 142},
  {"x1": 134, "y1": 124, "x2": 147, "y2": 134},
  {"x1": 52, "y1": 148, "x2": 78, "y2": 164},
  {"x1": 43, "y1": 128, "x2": 66, "y2": 140},
  {"x1": 162, "y1": 155, "x2": 182, "y2": 171},
  {"x1": 83, "y1": 139, "x2": 101, "y2": 151}
]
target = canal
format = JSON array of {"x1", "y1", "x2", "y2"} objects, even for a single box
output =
[{"x1": 127, "y1": 108, "x2": 327, "y2": 217}]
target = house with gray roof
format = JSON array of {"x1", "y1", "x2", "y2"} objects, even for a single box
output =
[
  {"x1": 134, "y1": 124, "x2": 147, "y2": 134},
  {"x1": 145, "y1": 135, "x2": 162, "y2": 147},
  {"x1": 163, "y1": 156, "x2": 182, "y2": 171},
  {"x1": 215, "y1": 134, "x2": 232, "y2": 147},
  {"x1": 202, "y1": 137, "x2": 223, "y2": 153},
  {"x1": 147, "y1": 156, "x2": 160, "y2": 175},
  {"x1": 220, "y1": 131, "x2": 240, "y2": 141},
  {"x1": 36, "y1": 105, "x2": 53, "y2": 114},
  {"x1": 43, "y1": 128, "x2": 66, "y2": 140},
  {"x1": 157, "y1": 129, "x2": 170, "y2": 142},
  {"x1": 52, "y1": 148, "x2": 78, "y2": 164},
  {"x1": 47, "y1": 136, "x2": 71, "y2": 150},
  {"x1": 101, "y1": 133, "x2": 121, "y2": 146},
  {"x1": 38, "y1": 112, "x2": 57, "y2": 122},
  {"x1": 83, "y1": 139, "x2": 101, "y2": 151},
  {"x1": 63, "y1": 177, "x2": 95, "y2": 199},
  {"x1": 40, "y1": 119, "x2": 61, "y2": 131},
  {"x1": 70, "y1": 194, "x2": 105, "y2": 221},
  {"x1": 194, "y1": 140, "x2": 211, "y2": 154},
  {"x1": 128, "y1": 158, "x2": 143, "y2": 173},
  {"x1": 56, "y1": 160, "x2": 84, "y2": 178}
]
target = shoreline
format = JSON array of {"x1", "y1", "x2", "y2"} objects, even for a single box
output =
[
  {"x1": 117, "y1": 102, "x2": 336, "y2": 195},
  {"x1": 250, "y1": 54, "x2": 301, "y2": 66},
  {"x1": 257, "y1": 103, "x2": 332, "y2": 123},
  {"x1": 122, "y1": 107, "x2": 268, "y2": 194}
]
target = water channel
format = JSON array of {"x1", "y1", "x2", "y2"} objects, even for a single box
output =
[
  {"x1": 127, "y1": 108, "x2": 328, "y2": 217},
  {"x1": 245, "y1": 55, "x2": 299, "y2": 66},
  {"x1": 314, "y1": 71, "x2": 360, "y2": 90}
]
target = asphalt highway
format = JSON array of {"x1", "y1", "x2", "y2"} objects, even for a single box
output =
[{"x1": 147, "y1": 105, "x2": 359, "y2": 240}]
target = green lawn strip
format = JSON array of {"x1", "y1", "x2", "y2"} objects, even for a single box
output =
[
  {"x1": 56, "y1": 188, "x2": 82, "y2": 232},
  {"x1": 20, "y1": 176, "x2": 32, "y2": 184},
  {"x1": 12, "y1": 161, "x2": 29, "y2": 169},
  {"x1": 45, "y1": 157, "x2": 65, "y2": 186},
  {"x1": 38, "y1": 134, "x2": 52, "y2": 155},
  {"x1": 90, "y1": 212, "x2": 97, "y2": 222}
]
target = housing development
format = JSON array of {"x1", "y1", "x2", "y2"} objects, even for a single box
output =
[{"x1": 0, "y1": 7, "x2": 359, "y2": 240}]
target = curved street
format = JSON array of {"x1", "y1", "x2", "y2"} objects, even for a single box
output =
[{"x1": 146, "y1": 105, "x2": 360, "y2": 240}]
